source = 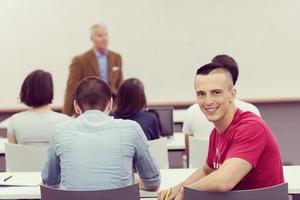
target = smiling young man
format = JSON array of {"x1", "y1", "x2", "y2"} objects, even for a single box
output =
[{"x1": 158, "y1": 63, "x2": 284, "y2": 200}]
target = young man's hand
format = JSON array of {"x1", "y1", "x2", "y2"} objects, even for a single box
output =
[{"x1": 158, "y1": 185, "x2": 181, "y2": 200}]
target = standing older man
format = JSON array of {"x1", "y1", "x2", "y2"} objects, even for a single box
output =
[{"x1": 63, "y1": 24, "x2": 123, "y2": 116}]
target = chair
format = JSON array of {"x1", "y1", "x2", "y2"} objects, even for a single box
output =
[
  {"x1": 188, "y1": 136, "x2": 209, "y2": 168},
  {"x1": 40, "y1": 183, "x2": 140, "y2": 200},
  {"x1": 149, "y1": 137, "x2": 169, "y2": 169},
  {"x1": 5, "y1": 143, "x2": 48, "y2": 171},
  {"x1": 184, "y1": 183, "x2": 289, "y2": 200}
]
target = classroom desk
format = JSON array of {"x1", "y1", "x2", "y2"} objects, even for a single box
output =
[
  {"x1": 0, "y1": 166, "x2": 299, "y2": 199},
  {"x1": 0, "y1": 134, "x2": 185, "y2": 171},
  {"x1": 0, "y1": 137, "x2": 7, "y2": 154},
  {"x1": 166, "y1": 132, "x2": 185, "y2": 150},
  {"x1": 0, "y1": 138, "x2": 7, "y2": 172},
  {"x1": 173, "y1": 109, "x2": 186, "y2": 123},
  {"x1": 166, "y1": 133, "x2": 186, "y2": 168},
  {"x1": 0, "y1": 133, "x2": 185, "y2": 153}
]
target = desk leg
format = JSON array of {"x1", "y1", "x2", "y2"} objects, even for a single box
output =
[
  {"x1": 0, "y1": 154, "x2": 5, "y2": 172},
  {"x1": 168, "y1": 150, "x2": 185, "y2": 168}
]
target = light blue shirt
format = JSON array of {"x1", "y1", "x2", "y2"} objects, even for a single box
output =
[
  {"x1": 7, "y1": 110, "x2": 69, "y2": 145},
  {"x1": 94, "y1": 49, "x2": 108, "y2": 82},
  {"x1": 42, "y1": 110, "x2": 160, "y2": 190}
]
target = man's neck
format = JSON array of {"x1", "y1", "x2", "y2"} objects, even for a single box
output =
[
  {"x1": 94, "y1": 47, "x2": 107, "y2": 55},
  {"x1": 214, "y1": 105, "x2": 237, "y2": 134},
  {"x1": 32, "y1": 104, "x2": 52, "y2": 112}
]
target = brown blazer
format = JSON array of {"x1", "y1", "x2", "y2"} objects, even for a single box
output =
[{"x1": 63, "y1": 49, "x2": 123, "y2": 116}]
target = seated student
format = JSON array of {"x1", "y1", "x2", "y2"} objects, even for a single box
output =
[
  {"x1": 7, "y1": 70, "x2": 69, "y2": 145},
  {"x1": 159, "y1": 63, "x2": 284, "y2": 200},
  {"x1": 42, "y1": 77, "x2": 160, "y2": 190},
  {"x1": 112, "y1": 78, "x2": 160, "y2": 140},
  {"x1": 183, "y1": 55, "x2": 261, "y2": 158}
]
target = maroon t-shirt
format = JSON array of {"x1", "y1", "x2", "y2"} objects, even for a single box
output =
[{"x1": 206, "y1": 109, "x2": 284, "y2": 190}]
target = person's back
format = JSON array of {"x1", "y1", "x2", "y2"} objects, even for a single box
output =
[
  {"x1": 183, "y1": 99, "x2": 261, "y2": 139},
  {"x1": 7, "y1": 69, "x2": 70, "y2": 145},
  {"x1": 46, "y1": 110, "x2": 159, "y2": 190},
  {"x1": 42, "y1": 77, "x2": 160, "y2": 191},
  {"x1": 113, "y1": 78, "x2": 160, "y2": 140},
  {"x1": 7, "y1": 110, "x2": 69, "y2": 145},
  {"x1": 113, "y1": 111, "x2": 160, "y2": 140}
]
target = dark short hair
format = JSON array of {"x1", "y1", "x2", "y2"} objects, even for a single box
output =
[
  {"x1": 20, "y1": 69, "x2": 53, "y2": 107},
  {"x1": 75, "y1": 77, "x2": 112, "y2": 112},
  {"x1": 196, "y1": 63, "x2": 235, "y2": 86},
  {"x1": 211, "y1": 54, "x2": 239, "y2": 85},
  {"x1": 114, "y1": 78, "x2": 147, "y2": 116}
]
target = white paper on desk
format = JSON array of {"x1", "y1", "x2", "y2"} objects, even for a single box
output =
[
  {"x1": 140, "y1": 190, "x2": 158, "y2": 198},
  {"x1": 0, "y1": 172, "x2": 41, "y2": 186},
  {"x1": 0, "y1": 138, "x2": 8, "y2": 153}
]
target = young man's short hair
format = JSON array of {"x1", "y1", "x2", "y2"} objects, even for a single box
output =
[
  {"x1": 211, "y1": 54, "x2": 239, "y2": 85},
  {"x1": 75, "y1": 77, "x2": 112, "y2": 112},
  {"x1": 196, "y1": 63, "x2": 235, "y2": 87},
  {"x1": 20, "y1": 69, "x2": 53, "y2": 107}
]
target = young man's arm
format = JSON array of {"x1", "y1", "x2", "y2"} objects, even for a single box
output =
[
  {"x1": 158, "y1": 163, "x2": 214, "y2": 200},
  {"x1": 161, "y1": 158, "x2": 251, "y2": 200},
  {"x1": 42, "y1": 134, "x2": 61, "y2": 186},
  {"x1": 133, "y1": 123, "x2": 161, "y2": 191},
  {"x1": 188, "y1": 158, "x2": 252, "y2": 192}
]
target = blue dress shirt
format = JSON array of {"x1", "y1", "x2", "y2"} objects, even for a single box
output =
[{"x1": 94, "y1": 49, "x2": 108, "y2": 82}]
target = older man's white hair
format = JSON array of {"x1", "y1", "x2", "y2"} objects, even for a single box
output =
[{"x1": 90, "y1": 24, "x2": 107, "y2": 37}]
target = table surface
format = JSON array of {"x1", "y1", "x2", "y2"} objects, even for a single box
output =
[
  {"x1": 0, "y1": 132, "x2": 185, "y2": 155},
  {"x1": 0, "y1": 137, "x2": 7, "y2": 154},
  {"x1": 0, "y1": 166, "x2": 299, "y2": 199}
]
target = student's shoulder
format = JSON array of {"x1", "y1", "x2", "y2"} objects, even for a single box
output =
[
  {"x1": 51, "y1": 111, "x2": 71, "y2": 120},
  {"x1": 53, "y1": 116, "x2": 73, "y2": 132},
  {"x1": 234, "y1": 110, "x2": 268, "y2": 135},
  {"x1": 8, "y1": 110, "x2": 33, "y2": 122},
  {"x1": 112, "y1": 118, "x2": 145, "y2": 139},
  {"x1": 113, "y1": 117, "x2": 141, "y2": 130},
  {"x1": 140, "y1": 111, "x2": 157, "y2": 120},
  {"x1": 235, "y1": 99, "x2": 260, "y2": 116}
]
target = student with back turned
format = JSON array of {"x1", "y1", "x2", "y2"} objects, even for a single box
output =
[
  {"x1": 43, "y1": 77, "x2": 160, "y2": 190},
  {"x1": 113, "y1": 78, "x2": 160, "y2": 140},
  {"x1": 7, "y1": 70, "x2": 69, "y2": 145}
]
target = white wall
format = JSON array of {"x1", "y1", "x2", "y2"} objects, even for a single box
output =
[{"x1": 0, "y1": 0, "x2": 300, "y2": 109}]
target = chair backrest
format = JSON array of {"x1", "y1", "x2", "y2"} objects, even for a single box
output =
[
  {"x1": 149, "y1": 137, "x2": 169, "y2": 169},
  {"x1": 184, "y1": 183, "x2": 289, "y2": 200},
  {"x1": 5, "y1": 143, "x2": 48, "y2": 172},
  {"x1": 188, "y1": 136, "x2": 209, "y2": 168},
  {"x1": 40, "y1": 183, "x2": 140, "y2": 200}
]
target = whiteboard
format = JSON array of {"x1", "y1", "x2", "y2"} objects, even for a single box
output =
[{"x1": 1, "y1": 0, "x2": 300, "y2": 110}]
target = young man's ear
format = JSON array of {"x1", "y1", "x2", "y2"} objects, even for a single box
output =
[
  {"x1": 104, "y1": 97, "x2": 113, "y2": 114},
  {"x1": 230, "y1": 86, "x2": 237, "y2": 103},
  {"x1": 74, "y1": 100, "x2": 82, "y2": 115}
]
